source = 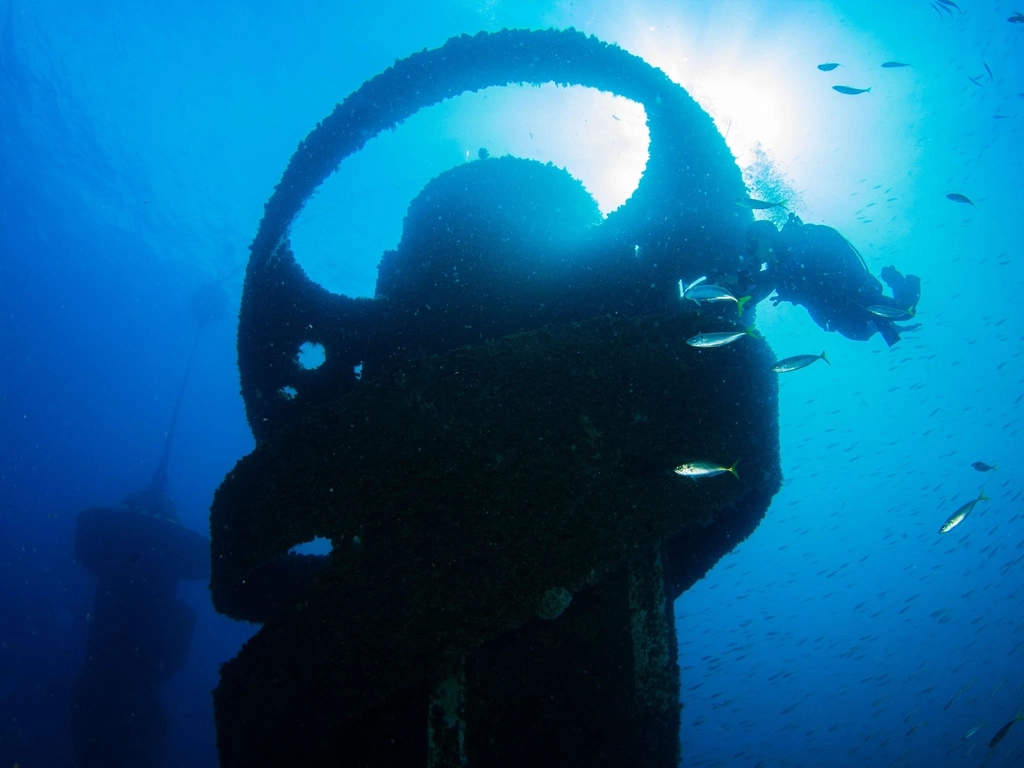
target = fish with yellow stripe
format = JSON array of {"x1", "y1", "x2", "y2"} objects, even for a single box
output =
[{"x1": 938, "y1": 489, "x2": 988, "y2": 534}]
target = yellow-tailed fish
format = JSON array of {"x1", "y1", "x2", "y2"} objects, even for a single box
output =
[
  {"x1": 674, "y1": 460, "x2": 739, "y2": 481},
  {"x1": 939, "y1": 489, "x2": 988, "y2": 534},
  {"x1": 867, "y1": 305, "x2": 916, "y2": 320},
  {"x1": 679, "y1": 278, "x2": 751, "y2": 317},
  {"x1": 687, "y1": 327, "x2": 757, "y2": 348},
  {"x1": 773, "y1": 351, "x2": 829, "y2": 373}
]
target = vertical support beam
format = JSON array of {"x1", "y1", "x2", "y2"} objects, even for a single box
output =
[
  {"x1": 428, "y1": 658, "x2": 466, "y2": 768},
  {"x1": 628, "y1": 547, "x2": 682, "y2": 766}
]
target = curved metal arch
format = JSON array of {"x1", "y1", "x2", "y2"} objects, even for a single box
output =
[{"x1": 239, "y1": 28, "x2": 748, "y2": 441}]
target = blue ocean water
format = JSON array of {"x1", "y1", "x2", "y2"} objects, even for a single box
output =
[{"x1": 0, "y1": 1, "x2": 1021, "y2": 766}]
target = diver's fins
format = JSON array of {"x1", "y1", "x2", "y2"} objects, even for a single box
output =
[{"x1": 873, "y1": 319, "x2": 902, "y2": 348}]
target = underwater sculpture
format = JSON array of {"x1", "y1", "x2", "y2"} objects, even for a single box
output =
[{"x1": 212, "y1": 28, "x2": 780, "y2": 767}]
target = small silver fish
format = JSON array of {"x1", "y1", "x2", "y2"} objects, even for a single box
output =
[
  {"x1": 867, "y1": 305, "x2": 916, "y2": 320},
  {"x1": 674, "y1": 460, "x2": 739, "y2": 480},
  {"x1": 680, "y1": 275, "x2": 708, "y2": 296},
  {"x1": 817, "y1": 62, "x2": 840, "y2": 71},
  {"x1": 881, "y1": 61, "x2": 911, "y2": 68},
  {"x1": 964, "y1": 724, "x2": 986, "y2": 740},
  {"x1": 679, "y1": 278, "x2": 751, "y2": 316},
  {"x1": 946, "y1": 193, "x2": 975, "y2": 206},
  {"x1": 681, "y1": 279, "x2": 735, "y2": 303},
  {"x1": 939, "y1": 489, "x2": 988, "y2": 534},
  {"x1": 687, "y1": 328, "x2": 756, "y2": 348},
  {"x1": 772, "y1": 351, "x2": 829, "y2": 373},
  {"x1": 735, "y1": 196, "x2": 787, "y2": 210},
  {"x1": 680, "y1": 275, "x2": 705, "y2": 289},
  {"x1": 833, "y1": 85, "x2": 871, "y2": 95}
]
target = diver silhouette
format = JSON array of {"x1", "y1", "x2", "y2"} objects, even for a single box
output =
[{"x1": 743, "y1": 214, "x2": 920, "y2": 346}]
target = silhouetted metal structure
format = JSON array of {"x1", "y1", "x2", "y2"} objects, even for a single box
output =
[
  {"x1": 212, "y1": 28, "x2": 781, "y2": 767},
  {"x1": 72, "y1": 289, "x2": 215, "y2": 768}
]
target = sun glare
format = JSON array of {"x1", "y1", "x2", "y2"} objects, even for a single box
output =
[
  {"x1": 612, "y1": 16, "x2": 809, "y2": 173},
  {"x1": 687, "y1": 73, "x2": 787, "y2": 168},
  {"x1": 441, "y1": 84, "x2": 650, "y2": 216},
  {"x1": 582, "y1": 2, "x2": 921, "y2": 231}
]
